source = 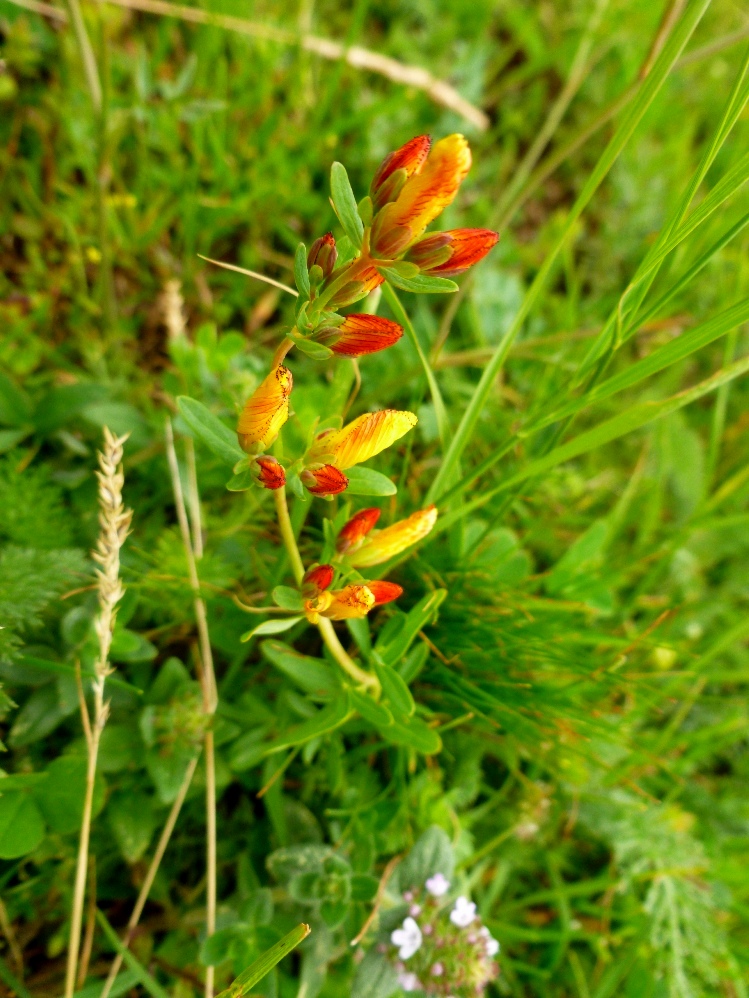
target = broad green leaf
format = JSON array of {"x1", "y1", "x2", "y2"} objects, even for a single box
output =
[
  {"x1": 330, "y1": 162, "x2": 363, "y2": 247},
  {"x1": 261, "y1": 640, "x2": 339, "y2": 695},
  {"x1": 345, "y1": 466, "x2": 397, "y2": 496},
  {"x1": 0, "y1": 427, "x2": 31, "y2": 453},
  {"x1": 241, "y1": 616, "x2": 304, "y2": 643},
  {"x1": 177, "y1": 396, "x2": 244, "y2": 466},
  {"x1": 294, "y1": 242, "x2": 310, "y2": 298},
  {"x1": 376, "y1": 590, "x2": 447, "y2": 667},
  {"x1": 272, "y1": 586, "x2": 304, "y2": 611},
  {"x1": 396, "y1": 825, "x2": 455, "y2": 889},
  {"x1": 215, "y1": 923, "x2": 311, "y2": 998},
  {"x1": 0, "y1": 772, "x2": 49, "y2": 792},
  {"x1": 383, "y1": 270, "x2": 458, "y2": 294},
  {"x1": 262, "y1": 696, "x2": 352, "y2": 756},
  {"x1": 295, "y1": 338, "x2": 335, "y2": 361},
  {"x1": 0, "y1": 792, "x2": 45, "y2": 858},
  {"x1": 0, "y1": 372, "x2": 31, "y2": 426},
  {"x1": 350, "y1": 689, "x2": 394, "y2": 727},
  {"x1": 374, "y1": 661, "x2": 415, "y2": 717},
  {"x1": 351, "y1": 951, "x2": 399, "y2": 998},
  {"x1": 426, "y1": 0, "x2": 712, "y2": 504},
  {"x1": 226, "y1": 468, "x2": 256, "y2": 491},
  {"x1": 34, "y1": 755, "x2": 105, "y2": 835},
  {"x1": 108, "y1": 790, "x2": 156, "y2": 862}
]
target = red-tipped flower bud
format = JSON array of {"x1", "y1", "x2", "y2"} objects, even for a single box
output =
[
  {"x1": 252, "y1": 455, "x2": 286, "y2": 490},
  {"x1": 336, "y1": 507, "x2": 381, "y2": 554},
  {"x1": 300, "y1": 463, "x2": 349, "y2": 497},
  {"x1": 317, "y1": 314, "x2": 403, "y2": 358},
  {"x1": 302, "y1": 563, "x2": 334, "y2": 597},
  {"x1": 371, "y1": 135, "x2": 432, "y2": 211},
  {"x1": 325, "y1": 264, "x2": 384, "y2": 310},
  {"x1": 366, "y1": 580, "x2": 403, "y2": 606},
  {"x1": 307, "y1": 232, "x2": 337, "y2": 281},
  {"x1": 407, "y1": 228, "x2": 499, "y2": 277}
]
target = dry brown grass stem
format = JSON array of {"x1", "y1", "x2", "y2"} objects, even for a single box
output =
[
  {"x1": 164, "y1": 417, "x2": 217, "y2": 997},
  {"x1": 162, "y1": 278, "x2": 187, "y2": 343},
  {"x1": 7, "y1": 0, "x2": 488, "y2": 128},
  {"x1": 65, "y1": 428, "x2": 131, "y2": 998},
  {"x1": 99, "y1": 752, "x2": 201, "y2": 998}
]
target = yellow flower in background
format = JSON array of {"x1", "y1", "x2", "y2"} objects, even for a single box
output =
[
  {"x1": 307, "y1": 410, "x2": 417, "y2": 471},
  {"x1": 237, "y1": 365, "x2": 292, "y2": 453},
  {"x1": 370, "y1": 135, "x2": 472, "y2": 257},
  {"x1": 349, "y1": 505, "x2": 438, "y2": 567}
]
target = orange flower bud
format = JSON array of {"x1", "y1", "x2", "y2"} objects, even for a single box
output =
[
  {"x1": 370, "y1": 135, "x2": 432, "y2": 211},
  {"x1": 408, "y1": 228, "x2": 499, "y2": 277},
  {"x1": 302, "y1": 563, "x2": 334, "y2": 597},
  {"x1": 349, "y1": 505, "x2": 438, "y2": 567},
  {"x1": 307, "y1": 232, "x2": 337, "y2": 280},
  {"x1": 336, "y1": 507, "x2": 381, "y2": 554},
  {"x1": 370, "y1": 135, "x2": 472, "y2": 257},
  {"x1": 366, "y1": 580, "x2": 403, "y2": 605},
  {"x1": 237, "y1": 365, "x2": 292, "y2": 453},
  {"x1": 325, "y1": 264, "x2": 384, "y2": 310},
  {"x1": 300, "y1": 463, "x2": 349, "y2": 496},
  {"x1": 319, "y1": 584, "x2": 376, "y2": 620},
  {"x1": 307, "y1": 410, "x2": 417, "y2": 471},
  {"x1": 252, "y1": 455, "x2": 286, "y2": 490},
  {"x1": 318, "y1": 314, "x2": 403, "y2": 358}
]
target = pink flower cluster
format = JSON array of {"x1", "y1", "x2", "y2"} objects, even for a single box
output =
[{"x1": 386, "y1": 873, "x2": 499, "y2": 996}]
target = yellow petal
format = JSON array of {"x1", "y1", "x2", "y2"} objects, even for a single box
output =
[
  {"x1": 349, "y1": 506, "x2": 438, "y2": 567},
  {"x1": 308, "y1": 410, "x2": 417, "y2": 471},
  {"x1": 237, "y1": 365, "x2": 292, "y2": 450},
  {"x1": 372, "y1": 135, "x2": 471, "y2": 250},
  {"x1": 320, "y1": 584, "x2": 376, "y2": 620}
]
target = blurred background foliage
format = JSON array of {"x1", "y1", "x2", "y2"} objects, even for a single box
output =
[{"x1": 2, "y1": 0, "x2": 749, "y2": 995}]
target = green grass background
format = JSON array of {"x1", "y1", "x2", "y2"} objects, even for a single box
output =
[{"x1": 2, "y1": 0, "x2": 749, "y2": 995}]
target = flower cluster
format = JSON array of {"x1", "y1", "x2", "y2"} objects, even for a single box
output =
[
  {"x1": 386, "y1": 874, "x2": 499, "y2": 997},
  {"x1": 234, "y1": 133, "x2": 498, "y2": 499}
]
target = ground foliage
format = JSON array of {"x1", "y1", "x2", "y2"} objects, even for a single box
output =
[{"x1": 1, "y1": 0, "x2": 749, "y2": 995}]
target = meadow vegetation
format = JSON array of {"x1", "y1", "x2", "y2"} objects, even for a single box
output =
[{"x1": 1, "y1": 0, "x2": 749, "y2": 995}]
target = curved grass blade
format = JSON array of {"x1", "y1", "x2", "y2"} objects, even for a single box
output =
[{"x1": 215, "y1": 923, "x2": 311, "y2": 998}]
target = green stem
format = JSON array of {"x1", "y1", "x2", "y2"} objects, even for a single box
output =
[{"x1": 272, "y1": 488, "x2": 380, "y2": 693}]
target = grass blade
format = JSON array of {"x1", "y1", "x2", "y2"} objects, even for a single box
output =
[
  {"x1": 425, "y1": 0, "x2": 712, "y2": 504},
  {"x1": 215, "y1": 923, "x2": 311, "y2": 998},
  {"x1": 95, "y1": 910, "x2": 171, "y2": 998}
]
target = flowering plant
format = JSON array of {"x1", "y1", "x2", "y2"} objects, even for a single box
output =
[{"x1": 178, "y1": 134, "x2": 498, "y2": 714}]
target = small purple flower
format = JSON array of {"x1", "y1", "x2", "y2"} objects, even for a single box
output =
[
  {"x1": 425, "y1": 871, "x2": 450, "y2": 897},
  {"x1": 409, "y1": 903, "x2": 422, "y2": 917},
  {"x1": 391, "y1": 916, "x2": 423, "y2": 960},
  {"x1": 397, "y1": 971, "x2": 421, "y2": 992},
  {"x1": 431, "y1": 962, "x2": 444, "y2": 976},
  {"x1": 450, "y1": 896, "x2": 477, "y2": 927}
]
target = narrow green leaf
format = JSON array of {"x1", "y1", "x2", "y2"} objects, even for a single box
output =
[
  {"x1": 0, "y1": 956, "x2": 34, "y2": 998},
  {"x1": 294, "y1": 242, "x2": 310, "y2": 298},
  {"x1": 96, "y1": 909, "x2": 172, "y2": 998},
  {"x1": 261, "y1": 640, "x2": 339, "y2": 695},
  {"x1": 528, "y1": 297, "x2": 749, "y2": 434},
  {"x1": 376, "y1": 590, "x2": 447, "y2": 667},
  {"x1": 383, "y1": 715, "x2": 442, "y2": 755},
  {"x1": 177, "y1": 396, "x2": 244, "y2": 466},
  {"x1": 262, "y1": 695, "x2": 353, "y2": 755},
  {"x1": 215, "y1": 923, "x2": 311, "y2": 998},
  {"x1": 345, "y1": 466, "x2": 397, "y2": 496},
  {"x1": 241, "y1": 616, "x2": 304, "y2": 643},
  {"x1": 374, "y1": 661, "x2": 415, "y2": 717},
  {"x1": 383, "y1": 270, "x2": 458, "y2": 294},
  {"x1": 330, "y1": 162, "x2": 364, "y2": 248},
  {"x1": 350, "y1": 688, "x2": 394, "y2": 727},
  {"x1": 426, "y1": 0, "x2": 711, "y2": 504},
  {"x1": 295, "y1": 338, "x2": 335, "y2": 361},
  {"x1": 436, "y1": 352, "x2": 749, "y2": 536}
]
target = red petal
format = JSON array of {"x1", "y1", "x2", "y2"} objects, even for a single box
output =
[
  {"x1": 303, "y1": 563, "x2": 335, "y2": 595},
  {"x1": 367, "y1": 581, "x2": 403, "y2": 605},
  {"x1": 302, "y1": 464, "x2": 349, "y2": 496},
  {"x1": 337, "y1": 507, "x2": 381, "y2": 552},
  {"x1": 429, "y1": 229, "x2": 499, "y2": 276},
  {"x1": 331, "y1": 314, "x2": 403, "y2": 357},
  {"x1": 371, "y1": 135, "x2": 432, "y2": 193}
]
